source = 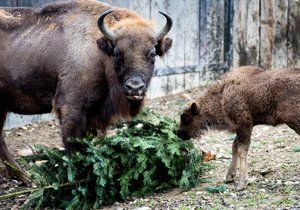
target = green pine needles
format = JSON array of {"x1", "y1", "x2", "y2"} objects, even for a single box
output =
[{"x1": 18, "y1": 109, "x2": 203, "y2": 209}]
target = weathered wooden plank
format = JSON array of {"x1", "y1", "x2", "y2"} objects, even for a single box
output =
[
  {"x1": 206, "y1": 0, "x2": 226, "y2": 79},
  {"x1": 199, "y1": 0, "x2": 207, "y2": 79},
  {"x1": 184, "y1": 0, "x2": 199, "y2": 67},
  {"x1": 150, "y1": 0, "x2": 186, "y2": 94},
  {"x1": 184, "y1": 72, "x2": 200, "y2": 90},
  {"x1": 153, "y1": 0, "x2": 185, "y2": 69},
  {"x1": 17, "y1": 0, "x2": 38, "y2": 7},
  {"x1": 206, "y1": 1, "x2": 225, "y2": 68},
  {"x1": 0, "y1": 0, "x2": 18, "y2": 7},
  {"x1": 169, "y1": 0, "x2": 187, "y2": 91},
  {"x1": 246, "y1": 0, "x2": 260, "y2": 65},
  {"x1": 130, "y1": 0, "x2": 150, "y2": 19},
  {"x1": 199, "y1": 0, "x2": 227, "y2": 81},
  {"x1": 224, "y1": 0, "x2": 233, "y2": 68},
  {"x1": 259, "y1": 0, "x2": 291, "y2": 69},
  {"x1": 150, "y1": 0, "x2": 171, "y2": 71},
  {"x1": 38, "y1": 0, "x2": 60, "y2": 6},
  {"x1": 184, "y1": 0, "x2": 200, "y2": 88},
  {"x1": 272, "y1": 0, "x2": 288, "y2": 68},
  {"x1": 154, "y1": 65, "x2": 198, "y2": 76},
  {"x1": 147, "y1": 76, "x2": 168, "y2": 99},
  {"x1": 101, "y1": 0, "x2": 130, "y2": 8},
  {"x1": 16, "y1": 0, "x2": 60, "y2": 7},
  {"x1": 167, "y1": 74, "x2": 185, "y2": 95},
  {"x1": 151, "y1": 0, "x2": 168, "y2": 72},
  {"x1": 232, "y1": 0, "x2": 260, "y2": 68},
  {"x1": 260, "y1": 0, "x2": 274, "y2": 69},
  {"x1": 287, "y1": 0, "x2": 300, "y2": 67}
]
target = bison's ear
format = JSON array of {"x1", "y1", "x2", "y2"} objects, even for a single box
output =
[
  {"x1": 97, "y1": 38, "x2": 114, "y2": 56},
  {"x1": 155, "y1": 37, "x2": 172, "y2": 56},
  {"x1": 191, "y1": 102, "x2": 200, "y2": 115}
]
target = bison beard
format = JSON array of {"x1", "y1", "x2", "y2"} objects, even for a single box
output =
[
  {"x1": 0, "y1": 0, "x2": 172, "y2": 180},
  {"x1": 178, "y1": 66, "x2": 300, "y2": 190},
  {"x1": 87, "y1": 85, "x2": 144, "y2": 135}
]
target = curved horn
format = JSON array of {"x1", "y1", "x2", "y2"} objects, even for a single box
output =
[
  {"x1": 98, "y1": 9, "x2": 116, "y2": 41},
  {"x1": 155, "y1": 11, "x2": 173, "y2": 41}
]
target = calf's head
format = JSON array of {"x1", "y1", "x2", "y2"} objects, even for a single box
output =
[
  {"x1": 97, "y1": 10, "x2": 173, "y2": 101},
  {"x1": 177, "y1": 102, "x2": 206, "y2": 140}
]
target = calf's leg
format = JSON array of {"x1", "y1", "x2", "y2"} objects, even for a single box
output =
[
  {"x1": 277, "y1": 102, "x2": 300, "y2": 135},
  {"x1": 236, "y1": 127, "x2": 252, "y2": 191},
  {"x1": 225, "y1": 137, "x2": 238, "y2": 183},
  {"x1": 225, "y1": 128, "x2": 252, "y2": 190},
  {"x1": 223, "y1": 99, "x2": 253, "y2": 190}
]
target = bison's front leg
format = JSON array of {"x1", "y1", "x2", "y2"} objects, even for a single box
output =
[
  {"x1": 224, "y1": 98, "x2": 253, "y2": 190},
  {"x1": 55, "y1": 104, "x2": 87, "y2": 152},
  {"x1": 225, "y1": 127, "x2": 252, "y2": 190},
  {"x1": 235, "y1": 127, "x2": 252, "y2": 191},
  {"x1": 225, "y1": 137, "x2": 239, "y2": 183}
]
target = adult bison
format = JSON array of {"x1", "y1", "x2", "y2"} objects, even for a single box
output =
[
  {"x1": 177, "y1": 66, "x2": 300, "y2": 190},
  {"x1": 0, "y1": 0, "x2": 172, "y2": 179}
]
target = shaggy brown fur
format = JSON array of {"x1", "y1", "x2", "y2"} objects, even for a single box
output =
[
  {"x1": 177, "y1": 66, "x2": 300, "y2": 190},
  {"x1": 0, "y1": 0, "x2": 172, "y2": 180}
]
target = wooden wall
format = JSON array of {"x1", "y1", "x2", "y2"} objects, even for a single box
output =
[{"x1": 232, "y1": 0, "x2": 300, "y2": 69}]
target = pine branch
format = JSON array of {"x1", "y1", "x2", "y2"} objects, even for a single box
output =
[{"x1": 15, "y1": 109, "x2": 203, "y2": 208}]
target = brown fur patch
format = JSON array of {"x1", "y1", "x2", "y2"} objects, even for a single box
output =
[
  {"x1": 41, "y1": 1, "x2": 76, "y2": 14},
  {"x1": 0, "y1": 9, "x2": 22, "y2": 27}
]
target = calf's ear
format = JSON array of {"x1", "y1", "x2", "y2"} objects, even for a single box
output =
[
  {"x1": 155, "y1": 37, "x2": 172, "y2": 56},
  {"x1": 191, "y1": 102, "x2": 200, "y2": 115},
  {"x1": 97, "y1": 38, "x2": 114, "y2": 56}
]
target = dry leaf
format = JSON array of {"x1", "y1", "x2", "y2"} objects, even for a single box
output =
[{"x1": 203, "y1": 151, "x2": 216, "y2": 162}]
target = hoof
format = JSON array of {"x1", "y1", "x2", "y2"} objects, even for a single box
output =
[
  {"x1": 236, "y1": 183, "x2": 247, "y2": 191},
  {"x1": 225, "y1": 174, "x2": 235, "y2": 183},
  {"x1": 225, "y1": 178, "x2": 234, "y2": 183}
]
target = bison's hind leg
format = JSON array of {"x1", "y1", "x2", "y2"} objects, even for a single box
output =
[
  {"x1": 286, "y1": 122, "x2": 300, "y2": 135},
  {"x1": 278, "y1": 104, "x2": 300, "y2": 135},
  {"x1": 0, "y1": 111, "x2": 28, "y2": 182}
]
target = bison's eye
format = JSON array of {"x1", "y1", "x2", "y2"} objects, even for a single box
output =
[
  {"x1": 181, "y1": 113, "x2": 191, "y2": 124},
  {"x1": 113, "y1": 48, "x2": 121, "y2": 63},
  {"x1": 148, "y1": 49, "x2": 156, "y2": 64}
]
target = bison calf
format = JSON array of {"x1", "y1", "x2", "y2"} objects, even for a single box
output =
[{"x1": 177, "y1": 66, "x2": 300, "y2": 190}]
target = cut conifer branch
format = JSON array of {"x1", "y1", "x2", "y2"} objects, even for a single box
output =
[{"x1": 10, "y1": 109, "x2": 203, "y2": 209}]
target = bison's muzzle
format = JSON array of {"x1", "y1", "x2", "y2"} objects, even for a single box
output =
[
  {"x1": 125, "y1": 77, "x2": 146, "y2": 100},
  {"x1": 177, "y1": 129, "x2": 191, "y2": 140}
]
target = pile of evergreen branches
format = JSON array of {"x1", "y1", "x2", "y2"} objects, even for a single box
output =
[{"x1": 17, "y1": 109, "x2": 202, "y2": 209}]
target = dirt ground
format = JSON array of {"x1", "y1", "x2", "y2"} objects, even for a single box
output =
[{"x1": 0, "y1": 88, "x2": 299, "y2": 209}]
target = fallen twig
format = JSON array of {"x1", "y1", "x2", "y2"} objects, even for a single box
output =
[
  {"x1": 0, "y1": 179, "x2": 87, "y2": 200},
  {"x1": 4, "y1": 161, "x2": 32, "y2": 183}
]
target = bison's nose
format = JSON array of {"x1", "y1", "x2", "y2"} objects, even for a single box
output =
[
  {"x1": 125, "y1": 79, "x2": 146, "y2": 95},
  {"x1": 177, "y1": 129, "x2": 190, "y2": 140}
]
